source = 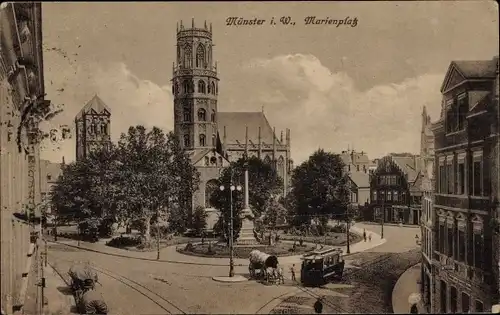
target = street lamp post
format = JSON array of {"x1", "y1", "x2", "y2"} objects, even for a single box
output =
[
  {"x1": 346, "y1": 203, "x2": 351, "y2": 254},
  {"x1": 219, "y1": 172, "x2": 242, "y2": 278},
  {"x1": 381, "y1": 194, "x2": 385, "y2": 239}
]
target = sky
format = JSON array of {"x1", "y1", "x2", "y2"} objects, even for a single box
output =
[{"x1": 39, "y1": 1, "x2": 499, "y2": 164}]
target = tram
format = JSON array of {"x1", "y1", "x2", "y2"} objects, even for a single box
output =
[{"x1": 300, "y1": 248, "x2": 345, "y2": 286}]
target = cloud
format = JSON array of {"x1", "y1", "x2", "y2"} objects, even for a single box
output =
[
  {"x1": 40, "y1": 56, "x2": 173, "y2": 163},
  {"x1": 238, "y1": 54, "x2": 444, "y2": 164}
]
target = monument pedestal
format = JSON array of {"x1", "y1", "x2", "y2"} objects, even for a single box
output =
[{"x1": 235, "y1": 208, "x2": 260, "y2": 246}]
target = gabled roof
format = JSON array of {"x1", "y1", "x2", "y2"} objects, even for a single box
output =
[
  {"x1": 349, "y1": 171, "x2": 370, "y2": 188},
  {"x1": 391, "y1": 155, "x2": 421, "y2": 183},
  {"x1": 217, "y1": 112, "x2": 280, "y2": 146},
  {"x1": 440, "y1": 58, "x2": 498, "y2": 93},
  {"x1": 75, "y1": 95, "x2": 111, "y2": 120}
]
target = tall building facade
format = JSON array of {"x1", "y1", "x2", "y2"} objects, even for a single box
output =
[
  {"x1": 431, "y1": 56, "x2": 499, "y2": 313},
  {"x1": 75, "y1": 95, "x2": 111, "y2": 161},
  {"x1": 420, "y1": 105, "x2": 436, "y2": 312},
  {"x1": 368, "y1": 154, "x2": 423, "y2": 225},
  {"x1": 0, "y1": 2, "x2": 46, "y2": 313},
  {"x1": 171, "y1": 20, "x2": 292, "y2": 224}
]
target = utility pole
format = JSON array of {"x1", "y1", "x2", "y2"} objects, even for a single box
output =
[
  {"x1": 346, "y1": 203, "x2": 351, "y2": 254},
  {"x1": 381, "y1": 192, "x2": 385, "y2": 239},
  {"x1": 157, "y1": 206, "x2": 160, "y2": 260}
]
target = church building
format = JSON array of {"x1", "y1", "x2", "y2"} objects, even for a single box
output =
[
  {"x1": 75, "y1": 95, "x2": 112, "y2": 161},
  {"x1": 171, "y1": 19, "x2": 292, "y2": 221}
]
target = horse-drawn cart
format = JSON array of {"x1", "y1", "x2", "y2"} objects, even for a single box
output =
[
  {"x1": 248, "y1": 250, "x2": 283, "y2": 284},
  {"x1": 68, "y1": 263, "x2": 108, "y2": 314}
]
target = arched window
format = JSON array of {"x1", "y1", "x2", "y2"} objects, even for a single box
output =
[
  {"x1": 183, "y1": 80, "x2": 190, "y2": 94},
  {"x1": 207, "y1": 82, "x2": 211, "y2": 94},
  {"x1": 215, "y1": 82, "x2": 218, "y2": 94},
  {"x1": 177, "y1": 45, "x2": 180, "y2": 60},
  {"x1": 184, "y1": 45, "x2": 192, "y2": 68},
  {"x1": 101, "y1": 123, "x2": 108, "y2": 135},
  {"x1": 198, "y1": 80, "x2": 206, "y2": 94},
  {"x1": 198, "y1": 108, "x2": 206, "y2": 121},
  {"x1": 211, "y1": 110, "x2": 216, "y2": 122},
  {"x1": 211, "y1": 82, "x2": 216, "y2": 95},
  {"x1": 183, "y1": 134, "x2": 190, "y2": 147},
  {"x1": 183, "y1": 108, "x2": 191, "y2": 122},
  {"x1": 264, "y1": 155, "x2": 271, "y2": 164},
  {"x1": 212, "y1": 134, "x2": 216, "y2": 146},
  {"x1": 199, "y1": 134, "x2": 206, "y2": 146},
  {"x1": 205, "y1": 179, "x2": 219, "y2": 208},
  {"x1": 196, "y1": 44, "x2": 206, "y2": 68},
  {"x1": 204, "y1": 156, "x2": 209, "y2": 166}
]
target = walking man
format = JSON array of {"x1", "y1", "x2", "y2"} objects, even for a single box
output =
[
  {"x1": 363, "y1": 229, "x2": 367, "y2": 242},
  {"x1": 290, "y1": 264, "x2": 296, "y2": 282}
]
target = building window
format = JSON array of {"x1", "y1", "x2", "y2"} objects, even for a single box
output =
[
  {"x1": 393, "y1": 191, "x2": 398, "y2": 202},
  {"x1": 439, "y1": 163, "x2": 446, "y2": 193},
  {"x1": 198, "y1": 80, "x2": 206, "y2": 94},
  {"x1": 457, "y1": 158, "x2": 465, "y2": 195},
  {"x1": 199, "y1": 134, "x2": 206, "y2": 146},
  {"x1": 183, "y1": 108, "x2": 191, "y2": 122},
  {"x1": 439, "y1": 221, "x2": 445, "y2": 253},
  {"x1": 47, "y1": 174, "x2": 52, "y2": 181},
  {"x1": 473, "y1": 231, "x2": 484, "y2": 269},
  {"x1": 372, "y1": 191, "x2": 377, "y2": 202},
  {"x1": 211, "y1": 110, "x2": 216, "y2": 122},
  {"x1": 440, "y1": 280, "x2": 447, "y2": 313},
  {"x1": 198, "y1": 108, "x2": 206, "y2": 121},
  {"x1": 183, "y1": 134, "x2": 190, "y2": 147},
  {"x1": 380, "y1": 190, "x2": 385, "y2": 201},
  {"x1": 447, "y1": 219, "x2": 454, "y2": 257},
  {"x1": 446, "y1": 157, "x2": 454, "y2": 194},
  {"x1": 196, "y1": 44, "x2": 206, "y2": 68},
  {"x1": 457, "y1": 94, "x2": 468, "y2": 130},
  {"x1": 387, "y1": 191, "x2": 392, "y2": 201},
  {"x1": 458, "y1": 228, "x2": 465, "y2": 262},
  {"x1": 472, "y1": 152, "x2": 483, "y2": 196},
  {"x1": 183, "y1": 80, "x2": 191, "y2": 94},
  {"x1": 401, "y1": 191, "x2": 406, "y2": 203},
  {"x1": 461, "y1": 293, "x2": 470, "y2": 313},
  {"x1": 212, "y1": 134, "x2": 216, "y2": 146},
  {"x1": 450, "y1": 286, "x2": 457, "y2": 313},
  {"x1": 207, "y1": 82, "x2": 211, "y2": 94},
  {"x1": 475, "y1": 300, "x2": 483, "y2": 312},
  {"x1": 204, "y1": 156, "x2": 209, "y2": 166},
  {"x1": 211, "y1": 82, "x2": 216, "y2": 95}
]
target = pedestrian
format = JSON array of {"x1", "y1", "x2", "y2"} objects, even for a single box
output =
[
  {"x1": 368, "y1": 234, "x2": 372, "y2": 242},
  {"x1": 290, "y1": 264, "x2": 296, "y2": 282},
  {"x1": 363, "y1": 229, "x2": 367, "y2": 242}
]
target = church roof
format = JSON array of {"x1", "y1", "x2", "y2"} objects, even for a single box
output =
[
  {"x1": 75, "y1": 95, "x2": 111, "y2": 120},
  {"x1": 217, "y1": 112, "x2": 281, "y2": 146}
]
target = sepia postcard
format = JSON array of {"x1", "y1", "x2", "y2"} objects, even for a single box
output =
[{"x1": 0, "y1": 1, "x2": 499, "y2": 315}]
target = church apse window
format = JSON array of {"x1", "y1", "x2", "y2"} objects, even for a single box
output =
[
  {"x1": 198, "y1": 80, "x2": 206, "y2": 94},
  {"x1": 198, "y1": 108, "x2": 206, "y2": 121},
  {"x1": 183, "y1": 107, "x2": 191, "y2": 122},
  {"x1": 199, "y1": 134, "x2": 206, "y2": 147},
  {"x1": 211, "y1": 110, "x2": 216, "y2": 122},
  {"x1": 196, "y1": 44, "x2": 206, "y2": 68},
  {"x1": 183, "y1": 134, "x2": 190, "y2": 147}
]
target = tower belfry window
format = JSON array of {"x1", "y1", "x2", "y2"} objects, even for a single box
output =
[
  {"x1": 183, "y1": 80, "x2": 191, "y2": 94},
  {"x1": 196, "y1": 44, "x2": 206, "y2": 68},
  {"x1": 198, "y1": 109, "x2": 206, "y2": 121},
  {"x1": 198, "y1": 80, "x2": 206, "y2": 94},
  {"x1": 211, "y1": 110, "x2": 216, "y2": 122},
  {"x1": 183, "y1": 134, "x2": 190, "y2": 147},
  {"x1": 211, "y1": 82, "x2": 215, "y2": 95},
  {"x1": 199, "y1": 134, "x2": 206, "y2": 147},
  {"x1": 183, "y1": 108, "x2": 191, "y2": 122}
]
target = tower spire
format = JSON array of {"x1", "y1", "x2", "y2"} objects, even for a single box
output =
[{"x1": 192, "y1": 18, "x2": 194, "y2": 28}]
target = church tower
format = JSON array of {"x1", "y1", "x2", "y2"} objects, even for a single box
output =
[
  {"x1": 75, "y1": 95, "x2": 111, "y2": 161},
  {"x1": 172, "y1": 19, "x2": 219, "y2": 153}
]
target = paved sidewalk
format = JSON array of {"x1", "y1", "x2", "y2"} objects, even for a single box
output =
[
  {"x1": 392, "y1": 263, "x2": 421, "y2": 314},
  {"x1": 51, "y1": 225, "x2": 385, "y2": 267}
]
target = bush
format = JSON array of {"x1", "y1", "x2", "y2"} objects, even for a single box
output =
[
  {"x1": 106, "y1": 236, "x2": 142, "y2": 248},
  {"x1": 184, "y1": 242, "x2": 194, "y2": 251}
]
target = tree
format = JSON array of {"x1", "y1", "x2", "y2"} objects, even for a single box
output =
[
  {"x1": 289, "y1": 149, "x2": 351, "y2": 228},
  {"x1": 114, "y1": 126, "x2": 199, "y2": 243},
  {"x1": 210, "y1": 156, "x2": 283, "y2": 240},
  {"x1": 192, "y1": 206, "x2": 208, "y2": 236}
]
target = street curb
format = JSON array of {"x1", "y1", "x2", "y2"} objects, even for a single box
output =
[
  {"x1": 255, "y1": 288, "x2": 304, "y2": 314},
  {"x1": 212, "y1": 275, "x2": 248, "y2": 283},
  {"x1": 391, "y1": 263, "x2": 421, "y2": 313}
]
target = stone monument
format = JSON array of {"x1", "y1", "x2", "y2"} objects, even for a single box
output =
[{"x1": 235, "y1": 207, "x2": 259, "y2": 246}]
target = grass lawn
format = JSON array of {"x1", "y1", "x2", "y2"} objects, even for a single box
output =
[
  {"x1": 278, "y1": 232, "x2": 362, "y2": 246},
  {"x1": 178, "y1": 241, "x2": 317, "y2": 258}
]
